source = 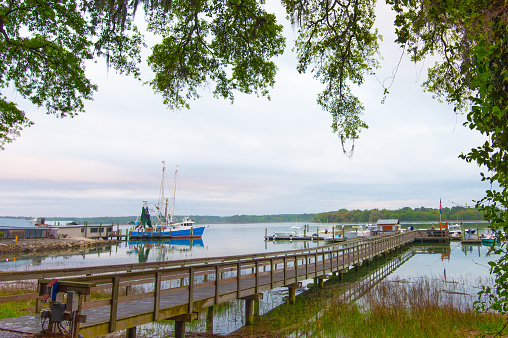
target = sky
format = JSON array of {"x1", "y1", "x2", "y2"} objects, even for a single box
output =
[{"x1": 0, "y1": 2, "x2": 490, "y2": 218}]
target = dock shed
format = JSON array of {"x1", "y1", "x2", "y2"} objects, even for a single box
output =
[{"x1": 377, "y1": 219, "x2": 401, "y2": 231}]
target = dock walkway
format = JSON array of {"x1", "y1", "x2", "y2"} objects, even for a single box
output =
[{"x1": 0, "y1": 232, "x2": 414, "y2": 337}]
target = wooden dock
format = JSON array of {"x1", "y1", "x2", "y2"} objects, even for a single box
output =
[
  {"x1": 413, "y1": 229, "x2": 450, "y2": 242},
  {"x1": 0, "y1": 232, "x2": 415, "y2": 337}
]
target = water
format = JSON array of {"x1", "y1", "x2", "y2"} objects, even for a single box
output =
[
  {"x1": 0, "y1": 223, "x2": 498, "y2": 274},
  {"x1": 0, "y1": 223, "x2": 330, "y2": 271},
  {"x1": 0, "y1": 218, "x2": 33, "y2": 228},
  {"x1": 0, "y1": 223, "x2": 501, "y2": 336}
]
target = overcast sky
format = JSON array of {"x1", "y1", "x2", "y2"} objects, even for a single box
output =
[{"x1": 0, "y1": 2, "x2": 489, "y2": 218}]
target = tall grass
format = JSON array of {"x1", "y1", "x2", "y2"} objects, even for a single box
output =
[
  {"x1": 0, "y1": 281, "x2": 37, "y2": 319},
  {"x1": 258, "y1": 275, "x2": 505, "y2": 337}
]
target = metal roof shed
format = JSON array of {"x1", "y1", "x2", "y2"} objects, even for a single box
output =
[{"x1": 377, "y1": 219, "x2": 400, "y2": 231}]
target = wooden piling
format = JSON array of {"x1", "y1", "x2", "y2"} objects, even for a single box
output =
[
  {"x1": 126, "y1": 327, "x2": 136, "y2": 338},
  {"x1": 174, "y1": 321, "x2": 185, "y2": 338},
  {"x1": 245, "y1": 298, "x2": 254, "y2": 325},
  {"x1": 206, "y1": 306, "x2": 214, "y2": 334}
]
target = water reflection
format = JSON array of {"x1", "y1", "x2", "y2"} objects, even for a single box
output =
[{"x1": 127, "y1": 239, "x2": 205, "y2": 263}]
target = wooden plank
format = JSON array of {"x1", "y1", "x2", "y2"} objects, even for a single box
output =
[{"x1": 0, "y1": 293, "x2": 39, "y2": 303}]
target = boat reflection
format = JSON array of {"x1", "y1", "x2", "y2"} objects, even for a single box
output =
[{"x1": 127, "y1": 238, "x2": 205, "y2": 263}]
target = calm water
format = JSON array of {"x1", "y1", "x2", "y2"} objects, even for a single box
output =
[
  {"x1": 0, "y1": 222, "x2": 500, "y2": 336},
  {"x1": 0, "y1": 223, "x2": 499, "y2": 276}
]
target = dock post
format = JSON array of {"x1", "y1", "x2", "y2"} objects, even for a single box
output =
[
  {"x1": 241, "y1": 294, "x2": 263, "y2": 325},
  {"x1": 265, "y1": 228, "x2": 267, "y2": 240},
  {"x1": 126, "y1": 327, "x2": 136, "y2": 338},
  {"x1": 35, "y1": 279, "x2": 42, "y2": 313},
  {"x1": 206, "y1": 306, "x2": 214, "y2": 334},
  {"x1": 171, "y1": 313, "x2": 198, "y2": 338},
  {"x1": 287, "y1": 283, "x2": 300, "y2": 304},
  {"x1": 245, "y1": 298, "x2": 254, "y2": 325},
  {"x1": 175, "y1": 321, "x2": 185, "y2": 338}
]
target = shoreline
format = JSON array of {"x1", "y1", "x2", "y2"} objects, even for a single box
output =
[{"x1": 0, "y1": 237, "x2": 119, "y2": 256}]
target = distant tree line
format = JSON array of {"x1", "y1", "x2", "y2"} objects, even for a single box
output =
[
  {"x1": 8, "y1": 207, "x2": 483, "y2": 225},
  {"x1": 193, "y1": 214, "x2": 316, "y2": 224},
  {"x1": 41, "y1": 214, "x2": 316, "y2": 225},
  {"x1": 314, "y1": 206, "x2": 484, "y2": 223}
]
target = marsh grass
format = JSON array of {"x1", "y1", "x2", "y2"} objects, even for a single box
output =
[
  {"x1": 0, "y1": 281, "x2": 37, "y2": 319},
  {"x1": 258, "y1": 276, "x2": 505, "y2": 337}
]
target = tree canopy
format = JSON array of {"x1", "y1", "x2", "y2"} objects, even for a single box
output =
[
  {"x1": 0, "y1": 0, "x2": 285, "y2": 149},
  {"x1": 2, "y1": 0, "x2": 508, "y2": 327}
]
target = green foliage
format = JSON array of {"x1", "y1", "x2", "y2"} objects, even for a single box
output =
[
  {"x1": 0, "y1": 0, "x2": 144, "y2": 149},
  {"x1": 380, "y1": 0, "x2": 508, "y2": 323},
  {"x1": 0, "y1": 0, "x2": 285, "y2": 148},
  {"x1": 315, "y1": 206, "x2": 483, "y2": 223},
  {"x1": 283, "y1": 0, "x2": 379, "y2": 141},
  {"x1": 147, "y1": 0, "x2": 285, "y2": 109}
]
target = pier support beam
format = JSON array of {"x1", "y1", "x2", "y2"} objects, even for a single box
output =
[
  {"x1": 241, "y1": 294, "x2": 263, "y2": 326},
  {"x1": 126, "y1": 327, "x2": 136, "y2": 338},
  {"x1": 170, "y1": 313, "x2": 199, "y2": 338},
  {"x1": 206, "y1": 306, "x2": 214, "y2": 334},
  {"x1": 174, "y1": 321, "x2": 185, "y2": 338},
  {"x1": 286, "y1": 283, "x2": 301, "y2": 305},
  {"x1": 354, "y1": 262, "x2": 362, "y2": 272},
  {"x1": 313, "y1": 276, "x2": 325, "y2": 288}
]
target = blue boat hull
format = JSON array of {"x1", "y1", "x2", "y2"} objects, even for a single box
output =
[{"x1": 129, "y1": 226, "x2": 206, "y2": 238}]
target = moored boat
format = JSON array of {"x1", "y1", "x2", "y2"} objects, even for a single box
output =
[
  {"x1": 481, "y1": 233, "x2": 496, "y2": 246},
  {"x1": 129, "y1": 163, "x2": 207, "y2": 239}
]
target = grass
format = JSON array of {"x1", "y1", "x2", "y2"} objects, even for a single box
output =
[
  {"x1": 255, "y1": 275, "x2": 506, "y2": 337},
  {"x1": 0, "y1": 281, "x2": 37, "y2": 319}
]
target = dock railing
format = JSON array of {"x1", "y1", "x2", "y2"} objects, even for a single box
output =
[{"x1": 0, "y1": 231, "x2": 415, "y2": 337}]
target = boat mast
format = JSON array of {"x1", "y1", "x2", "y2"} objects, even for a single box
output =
[
  {"x1": 159, "y1": 161, "x2": 168, "y2": 224},
  {"x1": 170, "y1": 166, "x2": 178, "y2": 223}
]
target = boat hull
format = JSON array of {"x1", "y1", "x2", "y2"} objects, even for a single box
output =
[
  {"x1": 481, "y1": 238, "x2": 496, "y2": 245},
  {"x1": 129, "y1": 226, "x2": 206, "y2": 239}
]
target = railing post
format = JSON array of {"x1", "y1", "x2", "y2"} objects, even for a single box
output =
[
  {"x1": 154, "y1": 272, "x2": 161, "y2": 321},
  {"x1": 294, "y1": 255, "x2": 298, "y2": 284},
  {"x1": 110, "y1": 277, "x2": 120, "y2": 332},
  {"x1": 305, "y1": 254, "x2": 309, "y2": 279},
  {"x1": 322, "y1": 252, "x2": 326, "y2": 274},
  {"x1": 188, "y1": 268, "x2": 194, "y2": 313},
  {"x1": 237, "y1": 262, "x2": 241, "y2": 298},
  {"x1": 255, "y1": 260, "x2": 259, "y2": 294},
  {"x1": 215, "y1": 265, "x2": 220, "y2": 304},
  {"x1": 314, "y1": 252, "x2": 318, "y2": 278},
  {"x1": 35, "y1": 279, "x2": 42, "y2": 313},
  {"x1": 283, "y1": 256, "x2": 287, "y2": 284},
  {"x1": 270, "y1": 258, "x2": 274, "y2": 289}
]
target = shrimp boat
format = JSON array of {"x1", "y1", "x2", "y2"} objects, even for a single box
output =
[{"x1": 129, "y1": 163, "x2": 207, "y2": 239}]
